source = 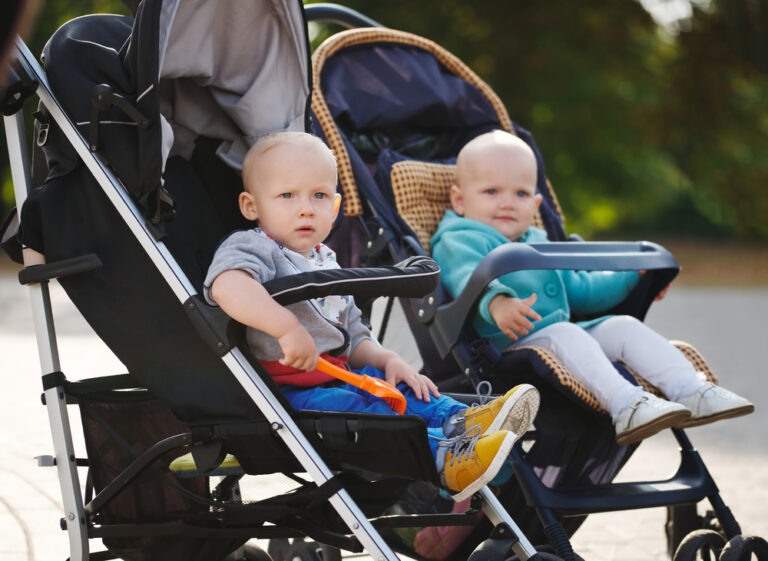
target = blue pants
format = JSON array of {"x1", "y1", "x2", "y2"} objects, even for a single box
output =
[{"x1": 281, "y1": 366, "x2": 467, "y2": 459}]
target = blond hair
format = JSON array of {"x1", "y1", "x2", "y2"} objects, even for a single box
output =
[{"x1": 242, "y1": 131, "x2": 336, "y2": 191}]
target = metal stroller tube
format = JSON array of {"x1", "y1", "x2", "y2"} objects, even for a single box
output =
[{"x1": 304, "y1": 3, "x2": 383, "y2": 28}]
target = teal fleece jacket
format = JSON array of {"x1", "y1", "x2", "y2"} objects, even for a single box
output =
[{"x1": 431, "y1": 210, "x2": 640, "y2": 351}]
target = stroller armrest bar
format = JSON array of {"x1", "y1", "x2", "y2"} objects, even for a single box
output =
[
  {"x1": 18, "y1": 254, "x2": 102, "y2": 285},
  {"x1": 263, "y1": 256, "x2": 440, "y2": 306},
  {"x1": 429, "y1": 241, "x2": 679, "y2": 357},
  {"x1": 304, "y1": 3, "x2": 383, "y2": 28},
  {"x1": 193, "y1": 257, "x2": 440, "y2": 356}
]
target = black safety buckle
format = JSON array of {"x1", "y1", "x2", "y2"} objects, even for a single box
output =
[{"x1": 33, "y1": 111, "x2": 50, "y2": 147}]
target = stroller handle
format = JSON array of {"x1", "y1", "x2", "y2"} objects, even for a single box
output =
[
  {"x1": 304, "y1": 3, "x2": 383, "y2": 29},
  {"x1": 429, "y1": 241, "x2": 680, "y2": 358}
]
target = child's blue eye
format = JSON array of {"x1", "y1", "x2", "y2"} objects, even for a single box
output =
[
  {"x1": 314, "y1": 192, "x2": 327, "y2": 199},
  {"x1": 517, "y1": 190, "x2": 530, "y2": 198},
  {"x1": 485, "y1": 188, "x2": 497, "y2": 195},
  {"x1": 280, "y1": 193, "x2": 292, "y2": 199}
]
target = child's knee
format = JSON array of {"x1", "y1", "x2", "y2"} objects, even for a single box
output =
[{"x1": 602, "y1": 314, "x2": 644, "y2": 334}]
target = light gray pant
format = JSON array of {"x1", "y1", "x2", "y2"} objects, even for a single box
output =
[{"x1": 508, "y1": 315, "x2": 705, "y2": 419}]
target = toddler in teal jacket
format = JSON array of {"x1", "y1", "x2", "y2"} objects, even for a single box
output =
[{"x1": 431, "y1": 130, "x2": 753, "y2": 444}]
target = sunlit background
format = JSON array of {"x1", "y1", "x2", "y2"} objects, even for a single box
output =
[{"x1": 2, "y1": 0, "x2": 767, "y2": 275}]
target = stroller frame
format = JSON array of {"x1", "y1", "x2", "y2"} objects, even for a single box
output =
[{"x1": 3, "y1": 34, "x2": 540, "y2": 561}]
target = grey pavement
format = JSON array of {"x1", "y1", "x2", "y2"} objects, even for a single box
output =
[{"x1": 1, "y1": 268, "x2": 766, "y2": 561}]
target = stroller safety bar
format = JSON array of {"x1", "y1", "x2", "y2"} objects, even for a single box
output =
[
  {"x1": 184, "y1": 256, "x2": 440, "y2": 357},
  {"x1": 264, "y1": 255, "x2": 440, "y2": 305},
  {"x1": 430, "y1": 241, "x2": 680, "y2": 357}
]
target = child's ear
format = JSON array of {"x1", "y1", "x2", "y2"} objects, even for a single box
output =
[
  {"x1": 449, "y1": 184, "x2": 464, "y2": 215},
  {"x1": 239, "y1": 191, "x2": 259, "y2": 221},
  {"x1": 332, "y1": 193, "x2": 341, "y2": 220},
  {"x1": 534, "y1": 193, "x2": 543, "y2": 208}
]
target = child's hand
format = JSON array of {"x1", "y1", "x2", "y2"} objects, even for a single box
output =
[
  {"x1": 488, "y1": 293, "x2": 542, "y2": 341},
  {"x1": 383, "y1": 355, "x2": 441, "y2": 403},
  {"x1": 277, "y1": 323, "x2": 319, "y2": 371}
]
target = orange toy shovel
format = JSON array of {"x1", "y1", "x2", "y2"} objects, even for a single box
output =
[{"x1": 316, "y1": 358, "x2": 407, "y2": 414}]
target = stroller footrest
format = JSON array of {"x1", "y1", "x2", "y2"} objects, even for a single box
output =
[{"x1": 512, "y1": 440, "x2": 719, "y2": 515}]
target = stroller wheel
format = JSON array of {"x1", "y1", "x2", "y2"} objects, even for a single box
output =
[
  {"x1": 672, "y1": 529, "x2": 726, "y2": 561},
  {"x1": 667, "y1": 504, "x2": 703, "y2": 557},
  {"x1": 719, "y1": 535, "x2": 768, "y2": 561},
  {"x1": 268, "y1": 538, "x2": 341, "y2": 561}
]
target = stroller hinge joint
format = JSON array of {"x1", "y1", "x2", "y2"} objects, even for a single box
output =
[{"x1": 183, "y1": 295, "x2": 233, "y2": 356}]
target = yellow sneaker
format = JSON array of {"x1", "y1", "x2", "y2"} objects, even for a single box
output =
[
  {"x1": 461, "y1": 384, "x2": 540, "y2": 436},
  {"x1": 441, "y1": 430, "x2": 516, "y2": 502}
]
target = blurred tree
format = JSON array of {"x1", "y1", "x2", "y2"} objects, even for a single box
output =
[
  {"x1": 318, "y1": 0, "x2": 768, "y2": 240},
  {"x1": 655, "y1": 2, "x2": 768, "y2": 238}
]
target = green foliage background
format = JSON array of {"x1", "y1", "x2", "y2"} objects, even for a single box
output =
[{"x1": 2, "y1": 0, "x2": 767, "y2": 241}]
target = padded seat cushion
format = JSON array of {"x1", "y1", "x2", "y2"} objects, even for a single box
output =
[
  {"x1": 498, "y1": 341, "x2": 718, "y2": 415},
  {"x1": 389, "y1": 159, "x2": 546, "y2": 254}
]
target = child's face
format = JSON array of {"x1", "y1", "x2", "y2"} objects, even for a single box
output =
[
  {"x1": 450, "y1": 142, "x2": 541, "y2": 241},
  {"x1": 240, "y1": 140, "x2": 340, "y2": 256}
]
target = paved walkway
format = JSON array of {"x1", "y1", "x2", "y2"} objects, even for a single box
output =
[{"x1": 1, "y1": 269, "x2": 766, "y2": 561}]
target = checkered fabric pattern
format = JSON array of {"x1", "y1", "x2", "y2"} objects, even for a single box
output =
[
  {"x1": 671, "y1": 340, "x2": 719, "y2": 384},
  {"x1": 311, "y1": 27, "x2": 514, "y2": 217},
  {"x1": 512, "y1": 346, "x2": 606, "y2": 413},
  {"x1": 508, "y1": 340, "x2": 719, "y2": 415},
  {"x1": 390, "y1": 160, "x2": 546, "y2": 255},
  {"x1": 390, "y1": 161, "x2": 453, "y2": 253}
]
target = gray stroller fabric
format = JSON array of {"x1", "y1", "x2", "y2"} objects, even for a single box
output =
[{"x1": 157, "y1": 0, "x2": 310, "y2": 170}]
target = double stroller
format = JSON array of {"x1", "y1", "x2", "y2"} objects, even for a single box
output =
[{"x1": 0, "y1": 2, "x2": 764, "y2": 561}]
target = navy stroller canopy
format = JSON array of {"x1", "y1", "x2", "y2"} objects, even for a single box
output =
[{"x1": 44, "y1": 0, "x2": 311, "y2": 220}]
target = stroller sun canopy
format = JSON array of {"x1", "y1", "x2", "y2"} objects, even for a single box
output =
[{"x1": 155, "y1": 0, "x2": 311, "y2": 170}]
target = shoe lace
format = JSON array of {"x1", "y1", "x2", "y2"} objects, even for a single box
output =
[
  {"x1": 432, "y1": 424, "x2": 483, "y2": 466},
  {"x1": 459, "y1": 381, "x2": 494, "y2": 421},
  {"x1": 473, "y1": 380, "x2": 493, "y2": 407}
]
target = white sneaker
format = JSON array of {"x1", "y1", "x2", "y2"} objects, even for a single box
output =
[
  {"x1": 676, "y1": 383, "x2": 754, "y2": 428},
  {"x1": 614, "y1": 392, "x2": 691, "y2": 445}
]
